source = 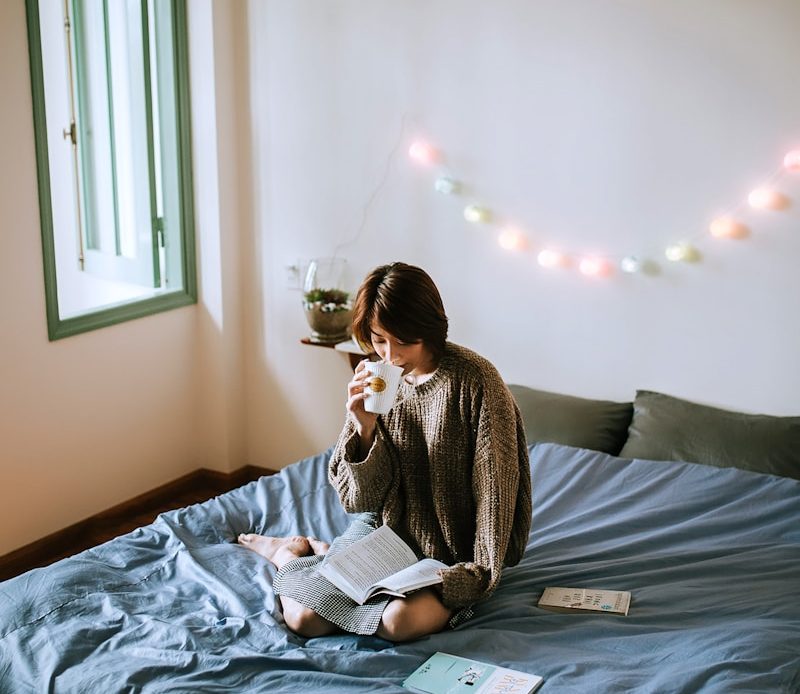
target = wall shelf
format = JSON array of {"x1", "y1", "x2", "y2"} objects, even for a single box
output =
[{"x1": 300, "y1": 338, "x2": 367, "y2": 369}]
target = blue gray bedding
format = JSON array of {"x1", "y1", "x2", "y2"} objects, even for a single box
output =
[{"x1": 1, "y1": 443, "x2": 798, "y2": 692}]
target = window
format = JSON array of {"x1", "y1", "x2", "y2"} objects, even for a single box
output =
[{"x1": 25, "y1": 0, "x2": 196, "y2": 340}]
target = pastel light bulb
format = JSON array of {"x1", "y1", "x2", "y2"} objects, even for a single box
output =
[
  {"x1": 665, "y1": 242, "x2": 696, "y2": 262},
  {"x1": 748, "y1": 188, "x2": 788, "y2": 210},
  {"x1": 463, "y1": 205, "x2": 491, "y2": 223},
  {"x1": 434, "y1": 176, "x2": 460, "y2": 195},
  {"x1": 537, "y1": 249, "x2": 565, "y2": 268},
  {"x1": 408, "y1": 141, "x2": 439, "y2": 165},
  {"x1": 709, "y1": 217, "x2": 747, "y2": 239},
  {"x1": 579, "y1": 257, "x2": 611, "y2": 277},
  {"x1": 497, "y1": 227, "x2": 525, "y2": 251},
  {"x1": 783, "y1": 150, "x2": 800, "y2": 172},
  {"x1": 620, "y1": 256, "x2": 642, "y2": 274}
]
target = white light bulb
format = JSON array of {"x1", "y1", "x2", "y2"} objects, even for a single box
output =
[
  {"x1": 665, "y1": 242, "x2": 697, "y2": 262},
  {"x1": 464, "y1": 205, "x2": 491, "y2": 223},
  {"x1": 665, "y1": 244, "x2": 685, "y2": 262},
  {"x1": 620, "y1": 256, "x2": 642, "y2": 274},
  {"x1": 434, "y1": 177, "x2": 459, "y2": 195}
]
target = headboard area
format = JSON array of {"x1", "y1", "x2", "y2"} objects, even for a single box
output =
[{"x1": 508, "y1": 385, "x2": 800, "y2": 481}]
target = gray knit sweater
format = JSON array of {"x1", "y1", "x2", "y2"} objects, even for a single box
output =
[{"x1": 329, "y1": 342, "x2": 532, "y2": 611}]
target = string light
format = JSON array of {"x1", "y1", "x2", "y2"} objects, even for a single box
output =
[
  {"x1": 579, "y1": 257, "x2": 612, "y2": 277},
  {"x1": 403, "y1": 131, "x2": 796, "y2": 280},
  {"x1": 537, "y1": 249, "x2": 567, "y2": 269},
  {"x1": 464, "y1": 205, "x2": 491, "y2": 223},
  {"x1": 665, "y1": 242, "x2": 698, "y2": 262},
  {"x1": 748, "y1": 187, "x2": 787, "y2": 210},
  {"x1": 497, "y1": 227, "x2": 525, "y2": 251},
  {"x1": 783, "y1": 150, "x2": 800, "y2": 172},
  {"x1": 620, "y1": 256, "x2": 643, "y2": 274},
  {"x1": 709, "y1": 216, "x2": 748, "y2": 239},
  {"x1": 434, "y1": 176, "x2": 460, "y2": 195},
  {"x1": 408, "y1": 141, "x2": 439, "y2": 165}
]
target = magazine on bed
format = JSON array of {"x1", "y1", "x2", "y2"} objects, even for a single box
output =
[
  {"x1": 317, "y1": 524, "x2": 448, "y2": 605},
  {"x1": 538, "y1": 586, "x2": 631, "y2": 615},
  {"x1": 403, "y1": 652, "x2": 544, "y2": 694}
]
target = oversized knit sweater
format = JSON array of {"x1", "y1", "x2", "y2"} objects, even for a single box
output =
[{"x1": 328, "y1": 342, "x2": 532, "y2": 611}]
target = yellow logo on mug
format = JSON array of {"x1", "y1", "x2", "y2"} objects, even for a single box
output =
[{"x1": 368, "y1": 376, "x2": 387, "y2": 393}]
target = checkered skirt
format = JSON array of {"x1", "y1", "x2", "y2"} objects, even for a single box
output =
[
  {"x1": 272, "y1": 513, "x2": 391, "y2": 635},
  {"x1": 272, "y1": 513, "x2": 474, "y2": 635}
]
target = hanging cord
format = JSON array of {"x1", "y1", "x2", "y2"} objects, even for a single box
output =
[{"x1": 331, "y1": 113, "x2": 412, "y2": 261}]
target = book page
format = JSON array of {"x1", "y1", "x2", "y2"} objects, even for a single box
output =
[
  {"x1": 374, "y1": 557, "x2": 447, "y2": 594},
  {"x1": 319, "y1": 525, "x2": 420, "y2": 599}
]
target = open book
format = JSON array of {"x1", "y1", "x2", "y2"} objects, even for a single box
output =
[
  {"x1": 317, "y1": 524, "x2": 448, "y2": 605},
  {"x1": 538, "y1": 586, "x2": 631, "y2": 615},
  {"x1": 403, "y1": 652, "x2": 543, "y2": 694}
]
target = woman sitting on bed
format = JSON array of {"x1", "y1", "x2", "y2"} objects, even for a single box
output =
[{"x1": 239, "y1": 262, "x2": 531, "y2": 641}]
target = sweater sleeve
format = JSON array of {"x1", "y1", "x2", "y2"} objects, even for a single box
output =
[
  {"x1": 438, "y1": 381, "x2": 530, "y2": 610},
  {"x1": 328, "y1": 415, "x2": 396, "y2": 513}
]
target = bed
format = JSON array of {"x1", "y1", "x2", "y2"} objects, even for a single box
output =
[{"x1": 1, "y1": 388, "x2": 798, "y2": 692}]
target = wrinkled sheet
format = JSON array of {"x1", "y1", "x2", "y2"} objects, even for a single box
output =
[{"x1": 1, "y1": 443, "x2": 798, "y2": 693}]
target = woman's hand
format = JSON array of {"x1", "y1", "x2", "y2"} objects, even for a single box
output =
[{"x1": 347, "y1": 360, "x2": 379, "y2": 454}]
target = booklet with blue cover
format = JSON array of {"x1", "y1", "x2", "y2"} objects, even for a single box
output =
[{"x1": 403, "y1": 652, "x2": 543, "y2": 694}]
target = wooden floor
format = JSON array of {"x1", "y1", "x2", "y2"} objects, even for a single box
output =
[{"x1": 0, "y1": 466, "x2": 272, "y2": 582}]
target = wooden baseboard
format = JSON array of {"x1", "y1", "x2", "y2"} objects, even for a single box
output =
[{"x1": 0, "y1": 464, "x2": 275, "y2": 582}]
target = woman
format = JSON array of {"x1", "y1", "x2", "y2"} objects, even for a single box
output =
[{"x1": 239, "y1": 262, "x2": 531, "y2": 641}]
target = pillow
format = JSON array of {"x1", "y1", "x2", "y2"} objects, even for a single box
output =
[
  {"x1": 619, "y1": 390, "x2": 800, "y2": 480},
  {"x1": 507, "y1": 384, "x2": 633, "y2": 455}
]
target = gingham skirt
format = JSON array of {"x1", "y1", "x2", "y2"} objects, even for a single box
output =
[
  {"x1": 272, "y1": 513, "x2": 474, "y2": 635},
  {"x1": 273, "y1": 513, "x2": 391, "y2": 635}
]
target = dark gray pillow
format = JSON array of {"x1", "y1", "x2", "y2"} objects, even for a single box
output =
[
  {"x1": 619, "y1": 390, "x2": 800, "y2": 480},
  {"x1": 508, "y1": 384, "x2": 633, "y2": 455}
]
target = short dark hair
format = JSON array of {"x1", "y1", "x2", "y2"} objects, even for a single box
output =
[{"x1": 352, "y1": 262, "x2": 449, "y2": 362}]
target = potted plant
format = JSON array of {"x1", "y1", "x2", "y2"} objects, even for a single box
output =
[{"x1": 303, "y1": 287, "x2": 353, "y2": 343}]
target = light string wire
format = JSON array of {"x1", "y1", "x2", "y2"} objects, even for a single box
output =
[
  {"x1": 331, "y1": 112, "x2": 413, "y2": 261},
  {"x1": 412, "y1": 142, "x2": 796, "y2": 274},
  {"x1": 325, "y1": 113, "x2": 796, "y2": 277}
]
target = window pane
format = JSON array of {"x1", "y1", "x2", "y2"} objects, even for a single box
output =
[{"x1": 26, "y1": 0, "x2": 197, "y2": 338}]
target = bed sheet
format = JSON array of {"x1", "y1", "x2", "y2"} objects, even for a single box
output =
[{"x1": 1, "y1": 443, "x2": 798, "y2": 693}]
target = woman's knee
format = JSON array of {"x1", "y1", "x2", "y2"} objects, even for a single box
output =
[
  {"x1": 377, "y1": 592, "x2": 451, "y2": 642},
  {"x1": 283, "y1": 602, "x2": 336, "y2": 638},
  {"x1": 377, "y1": 599, "x2": 418, "y2": 641}
]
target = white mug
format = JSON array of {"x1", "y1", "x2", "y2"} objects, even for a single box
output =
[{"x1": 363, "y1": 362, "x2": 404, "y2": 414}]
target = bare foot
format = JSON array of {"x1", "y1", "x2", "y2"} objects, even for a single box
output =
[
  {"x1": 307, "y1": 536, "x2": 330, "y2": 555},
  {"x1": 238, "y1": 534, "x2": 311, "y2": 569}
]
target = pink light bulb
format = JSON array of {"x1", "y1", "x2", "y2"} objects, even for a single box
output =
[
  {"x1": 783, "y1": 150, "x2": 800, "y2": 172},
  {"x1": 748, "y1": 188, "x2": 784, "y2": 210},
  {"x1": 408, "y1": 141, "x2": 439, "y2": 165},
  {"x1": 498, "y1": 228, "x2": 524, "y2": 251},
  {"x1": 709, "y1": 216, "x2": 747, "y2": 239},
  {"x1": 578, "y1": 257, "x2": 611, "y2": 277},
  {"x1": 537, "y1": 249, "x2": 565, "y2": 268}
]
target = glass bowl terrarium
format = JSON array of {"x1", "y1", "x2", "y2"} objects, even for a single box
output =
[
  {"x1": 303, "y1": 287, "x2": 352, "y2": 343},
  {"x1": 302, "y1": 258, "x2": 353, "y2": 343}
]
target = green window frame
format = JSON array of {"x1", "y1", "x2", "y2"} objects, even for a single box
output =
[{"x1": 25, "y1": 0, "x2": 196, "y2": 340}]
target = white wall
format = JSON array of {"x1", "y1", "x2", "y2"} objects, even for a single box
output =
[
  {"x1": 0, "y1": 0, "x2": 246, "y2": 556},
  {"x1": 244, "y1": 0, "x2": 800, "y2": 468},
  {"x1": 2, "y1": 0, "x2": 799, "y2": 556}
]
